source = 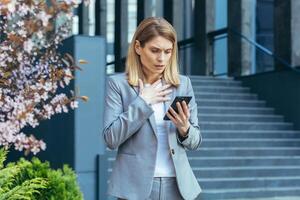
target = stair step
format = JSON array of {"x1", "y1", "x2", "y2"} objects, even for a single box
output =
[
  {"x1": 199, "y1": 114, "x2": 284, "y2": 122},
  {"x1": 193, "y1": 166, "x2": 300, "y2": 178},
  {"x1": 189, "y1": 75, "x2": 233, "y2": 80},
  {"x1": 194, "y1": 86, "x2": 250, "y2": 93},
  {"x1": 188, "y1": 147, "x2": 300, "y2": 157},
  {"x1": 198, "y1": 106, "x2": 275, "y2": 115},
  {"x1": 200, "y1": 122, "x2": 294, "y2": 130},
  {"x1": 198, "y1": 186, "x2": 300, "y2": 199},
  {"x1": 202, "y1": 130, "x2": 300, "y2": 139},
  {"x1": 191, "y1": 80, "x2": 242, "y2": 86},
  {"x1": 234, "y1": 196, "x2": 300, "y2": 200},
  {"x1": 202, "y1": 130, "x2": 300, "y2": 134},
  {"x1": 189, "y1": 156, "x2": 300, "y2": 167},
  {"x1": 201, "y1": 138, "x2": 300, "y2": 148},
  {"x1": 198, "y1": 176, "x2": 300, "y2": 190},
  {"x1": 104, "y1": 75, "x2": 300, "y2": 200},
  {"x1": 195, "y1": 92, "x2": 258, "y2": 100},
  {"x1": 196, "y1": 99, "x2": 266, "y2": 107}
]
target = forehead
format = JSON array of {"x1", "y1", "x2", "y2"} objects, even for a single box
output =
[{"x1": 145, "y1": 36, "x2": 173, "y2": 49}]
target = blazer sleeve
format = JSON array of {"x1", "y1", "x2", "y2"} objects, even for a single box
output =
[
  {"x1": 176, "y1": 76, "x2": 202, "y2": 150},
  {"x1": 102, "y1": 76, "x2": 154, "y2": 150}
]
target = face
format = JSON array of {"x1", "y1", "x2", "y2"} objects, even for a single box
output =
[{"x1": 135, "y1": 36, "x2": 173, "y2": 80}]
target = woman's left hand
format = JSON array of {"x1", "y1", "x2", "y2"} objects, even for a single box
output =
[{"x1": 166, "y1": 101, "x2": 190, "y2": 137}]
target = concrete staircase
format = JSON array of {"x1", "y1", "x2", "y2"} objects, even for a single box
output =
[
  {"x1": 104, "y1": 75, "x2": 300, "y2": 200},
  {"x1": 189, "y1": 76, "x2": 300, "y2": 199}
]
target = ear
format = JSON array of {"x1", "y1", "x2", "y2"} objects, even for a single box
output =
[{"x1": 135, "y1": 40, "x2": 141, "y2": 55}]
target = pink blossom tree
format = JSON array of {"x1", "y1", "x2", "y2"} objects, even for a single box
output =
[{"x1": 0, "y1": 0, "x2": 88, "y2": 155}]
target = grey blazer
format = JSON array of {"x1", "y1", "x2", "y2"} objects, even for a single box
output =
[{"x1": 103, "y1": 73, "x2": 202, "y2": 200}]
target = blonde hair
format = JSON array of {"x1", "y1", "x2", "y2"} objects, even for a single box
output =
[{"x1": 126, "y1": 17, "x2": 180, "y2": 87}]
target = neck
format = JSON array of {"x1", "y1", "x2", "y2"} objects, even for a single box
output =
[{"x1": 144, "y1": 74, "x2": 162, "y2": 84}]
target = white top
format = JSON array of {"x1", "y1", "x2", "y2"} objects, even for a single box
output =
[{"x1": 148, "y1": 82, "x2": 176, "y2": 177}]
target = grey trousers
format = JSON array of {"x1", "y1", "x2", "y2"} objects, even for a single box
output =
[{"x1": 118, "y1": 177, "x2": 184, "y2": 200}]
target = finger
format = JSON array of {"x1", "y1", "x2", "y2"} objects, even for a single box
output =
[
  {"x1": 176, "y1": 102, "x2": 185, "y2": 120},
  {"x1": 159, "y1": 84, "x2": 172, "y2": 92},
  {"x1": 156, "y1": 96, "x2": 171, "y2": 103},
  {"x1": 185, "y1": 101, "x2": 191, "y2": 119},
  {"x1": 182, "y1": 101, "x2": 190, "y2": 119},
  {"x1": 169, "y1": 107, "x2": 182, "y2": 123},
  {"x1": 138, "y1": 79, "x2": 144, "y2": 90},
  {"x1": 158, "y1": 89, "x2": 172, "y2": 96},
  {"x1": 166, "y1": 111, "x2": 177, "y2": 124}
]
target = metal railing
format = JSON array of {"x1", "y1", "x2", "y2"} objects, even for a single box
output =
[
  {"x1": 207, "y1": 27, "x2": 300, "y2": 75},
  {"x1": 106, "y1": 27, "x2": 300, "y2": 76}
]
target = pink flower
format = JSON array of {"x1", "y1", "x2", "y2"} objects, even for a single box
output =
[
  {"x1": 0, "y1": 0, "x2": 87, "y2": 155},
  {"x1": 37, "y1": 11, "x2": 51, "y2": 27},
  {"x1": 23, "y1": 40, "x2": 34, "y2": 53}
]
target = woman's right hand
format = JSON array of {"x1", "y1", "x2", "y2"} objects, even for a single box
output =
[{"x1": 138, "y1": 79, "x2": 172, "y2": 105}]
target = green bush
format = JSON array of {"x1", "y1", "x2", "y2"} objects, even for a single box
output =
[{"x1": 0, "y1": 148, "x2": 83, "y2": 200}]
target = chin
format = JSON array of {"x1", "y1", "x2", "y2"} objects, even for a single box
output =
[{"x1": 156, "y1": 67, "x2": 166, "y2": 72}]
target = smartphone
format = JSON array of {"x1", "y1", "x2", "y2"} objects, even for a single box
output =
[{"x1": 163, "y1": 96, "x2": 192, "y2": 120}]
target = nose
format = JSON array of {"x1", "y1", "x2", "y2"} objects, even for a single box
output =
[{"x1": 157, "y1": 52, "x2": 165, "y2": 62}]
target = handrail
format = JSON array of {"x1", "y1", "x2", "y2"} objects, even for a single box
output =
[
  {"x1": 207, "y1": 27, "x2": 300, "y2": 74},
  {"x1": 106, "y1": 27, "x2": 300, "y2": 75},
  {"x1": 178, "y1": 38, "x2": 195, "y2": 47},
  {"x1": 207, "y1": 27, "x2": 227, "y2": 39},
  {"x1": 106, "y1": 57, "x2": 126, "y2": 66}
]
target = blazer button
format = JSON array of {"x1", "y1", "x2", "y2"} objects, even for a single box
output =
[{"x1": 171, "y1": 149, "x2": 175, "y2": 155}]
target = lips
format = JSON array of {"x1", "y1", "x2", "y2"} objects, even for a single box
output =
[{"x1": 155, "y1": 65, "x2": 165, "y2": 68}]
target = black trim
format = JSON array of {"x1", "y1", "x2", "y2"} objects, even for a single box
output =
[
  {"x1": 95, "y1": 0, "x2": 101, "y2": 35},
  {"x1": 114, "y1": 0, "x2": 123, "y2": 72},
  {"x1": 163, "y1": 0, "x2": 173, "y2": 24},
  {"x1": 137, "y1": 0, "x2": 145, "y2": 26},
  {"x1": 78, "y1": 4, "x2": 84, "y2": 34}
]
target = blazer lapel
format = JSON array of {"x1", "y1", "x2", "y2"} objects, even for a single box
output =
[
  {"x1": 162, "y1": 79, "x2": 177, "y2": 144},
  {"x1": 132, "y1": 85, "x2": 139, "y2": 95},
  {"x1": 163, "y1": 79, "x2": 177, "y2": 113}
]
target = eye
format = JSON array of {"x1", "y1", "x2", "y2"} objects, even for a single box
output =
[
  {"x1": 151, "y1": 49, "x2": 159, "y2": 53},
  {"x1": 165, "y1": 50, "x2": 172, "y2": 54}
]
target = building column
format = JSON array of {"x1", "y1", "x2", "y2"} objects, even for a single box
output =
[
  {"x1": 173, "y1": 0, "x2": 193, "y2": 74},
  {"x1": 114, "y1": 0, "x2": 128, "y2": 72},
  {"x1": 228, "y1": 0, "x2": 255, "y2": 76},
  {"x1": 173, "y1": 0, "x2": 185, "y2": 41},
  {"x1": 78, "y1": 3, "x2": 89, "y2": 35},
  {"x1": 163, "y1": 0, "x2": 173, "y2": 24},
  {"x1": 241, "y1": 0, "x2": 255, "y2": 75},
  {"x1": 274, "y1": 0, "x2": 291, "y2": 69},
  {"x1": 274, "y1": 0, "x2": 300, "y2": 69},
  {"x1": 95, "y1": 0, "x2": 106, "y2": 36},
  {"x1": 193, "y1": 0, "x2": 215, "y2": 75},
  {"x1": 291, "y1": 0, "x2": 300, "y2": 67},
  {"x1": 137, "y1": 0, "x2": 145, "y2": 25},
  {"x1": 142, "y1": 0, "x2": 163, "y2": 18}
]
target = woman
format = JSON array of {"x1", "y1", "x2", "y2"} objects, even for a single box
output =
[{"x1": 103, "y1": 17, "x2": 202, "y2": 200}]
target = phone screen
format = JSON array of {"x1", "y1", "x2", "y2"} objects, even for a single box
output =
[{"x1": 163, "y1": 96, "x2": 192, "y2": 120}]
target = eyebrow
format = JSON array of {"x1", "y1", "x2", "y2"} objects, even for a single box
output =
[{"x1": 149, "y1": 46, "x2": 173, "y2": 51}]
